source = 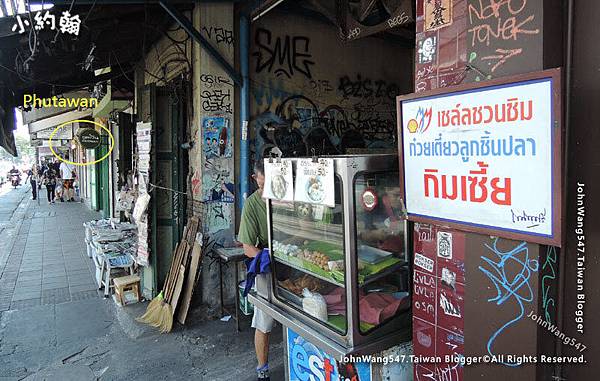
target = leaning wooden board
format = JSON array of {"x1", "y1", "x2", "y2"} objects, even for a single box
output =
[
  {"x1": 177, "y1": 237, "x2": 203, "y2": 324},
  {"x1": 170, "y1": 264, "x2": 187, "y2": 315}
]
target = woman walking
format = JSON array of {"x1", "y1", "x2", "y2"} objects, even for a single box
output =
[{"x1": 42, "y1": 165, "x2": 57, "y2": 204}]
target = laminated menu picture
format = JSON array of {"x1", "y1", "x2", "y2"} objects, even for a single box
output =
[
  {"x1": 294, "y1": 158, "x2": 334, "y2": 207},
  {"x1": 262, "y1": 159, "x2": 294, "y2": 202}
]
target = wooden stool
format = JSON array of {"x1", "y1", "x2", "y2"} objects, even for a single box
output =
[{"x1": 113, "y1": 275, "x2": 141, "y2": 306}]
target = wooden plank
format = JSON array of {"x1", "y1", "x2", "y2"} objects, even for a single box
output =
[
  {"x1": 170, "y1": 264, "x2": 187, "y2": 315},
  {"x1": 166, "y1": 241, "x2": 187, "y2": 302},
  {"x1": 176, "y1": 238, "x2": 204, "y2": 325},
  {"x1": 162, "y1": 243, "x2": 179, "y2": 298}
]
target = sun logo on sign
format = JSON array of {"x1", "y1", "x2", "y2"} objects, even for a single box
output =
[{"x1": 407, "y1": 106, "x2": 432, "y2": 134}]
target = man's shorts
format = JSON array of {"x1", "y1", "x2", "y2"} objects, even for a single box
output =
[
  {"x1": 63, "y1": 179, "x2": 74, "y2": 189},
  {"x1": 251, "y1": 273, "x2": 275, "y2": 333},
  {"x1": 252, "y1": 307, "x2": 275, "y2": 334}
]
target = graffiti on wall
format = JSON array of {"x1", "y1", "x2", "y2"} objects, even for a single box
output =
[
  {"x1": 467, "y1": 0, "x2": 541, "y2": 79},
  {"x1": 200, "y1": 73, "x2": 233, "y2": 88},
  {"x1": 540, "y1": 246, "x2": 557, "y2": 324},
  {"x1": 205, "y1": 202, "x2": 233, "y2": 233},
  {"x1": 202, "y1": 157, "x2": 234, "y2": 203},
  {"x1": 201, "y1": 89, "x2": 232, "y2": 114},
  {"x1": 252, "y1": 28, "x2": 316, "y2": 79},
  {"x1": 197, "y1": 22, "x2": 235, "y2": 237},
  {"x1": 202, "y1": 26, "x2": 234, "y2": 47},
  {"x1": 251, "y1": 90, "x2": 397, "y2": 159},
  {"x1": 338, "y1": 74, "x2": 399, "y2": 103},
  {"x1": 414, "y1": 0, "x2": 467, "y2": 93},
  {"x1": 479, "y1": 238, "x2": 538, "y2": 367}
]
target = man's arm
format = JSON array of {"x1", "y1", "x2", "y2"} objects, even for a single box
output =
[{"x1": 243, "y1": 244, "x2": 261, "y2": 258}]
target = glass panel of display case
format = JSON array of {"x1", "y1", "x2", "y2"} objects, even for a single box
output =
[
  {"x1": 354, "y1": 171, "x2": 411, "y2": 333},
  {"x1": 270, "y1": 177, "x2": 347, "y2": 333}
]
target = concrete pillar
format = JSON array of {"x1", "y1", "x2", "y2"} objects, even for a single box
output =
[{"x1": 412, "y1": 1, "x2": 563, "y2": 380}]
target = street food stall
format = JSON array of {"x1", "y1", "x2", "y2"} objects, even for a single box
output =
[{"x1": 249, "y1": 154, "x2": 413, "y2": 380}]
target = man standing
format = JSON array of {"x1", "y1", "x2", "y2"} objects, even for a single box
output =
[
  {"x1": 237, "y1": 159, "x2": 273, "y2": 381},
  {"x1": 59, "y1": 155, "x2": 76, "y2": 202}
]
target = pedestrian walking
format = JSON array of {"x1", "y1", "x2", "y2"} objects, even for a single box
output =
[
  {"x1": 41, "y1": 165, "x2": 57, "y2": 203},
  {"x1": 25, "y1": 164, "x2": 39, "y2": 200},
  {"x1": 59, "y1": 155, "x2": 76, "y2": 202}
]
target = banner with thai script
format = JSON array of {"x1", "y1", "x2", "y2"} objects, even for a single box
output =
[
  {"x1": 287, "y1": 328, "x2": 372, "y2": 381},
  {"x1": 398, "y1": 70, "x2": 562, "y2": 246}
]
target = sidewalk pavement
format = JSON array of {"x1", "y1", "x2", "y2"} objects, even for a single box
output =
[
  {"x1": 0, "y1": 187, "x2": 101, "y2": 311},
  {"x1": 0, "y1": 187, "x2": 284, "y2": 380}
]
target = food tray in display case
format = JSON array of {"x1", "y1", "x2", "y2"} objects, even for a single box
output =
[{"x1": 250, "y1": 154, "x2": 412, "y2": 357}]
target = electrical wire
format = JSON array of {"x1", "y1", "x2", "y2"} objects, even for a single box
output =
[
  {"x1": 111, "y1": 50, "x2": 135, "y2": 85},
  {"x1": 81, "y1": 0, "x2": 96, "y2": 24}
]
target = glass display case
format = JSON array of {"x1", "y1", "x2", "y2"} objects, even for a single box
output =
[{"x1": 251, "y1": 154, "x2": 412, "y2": 356}]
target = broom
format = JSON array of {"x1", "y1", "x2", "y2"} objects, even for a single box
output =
[
  {"x1": 136, "y1": 242, "x2": 186, "y2": 333},
  {"x1": 136, "y1": 244, "x2": 181, "y2": 331}
]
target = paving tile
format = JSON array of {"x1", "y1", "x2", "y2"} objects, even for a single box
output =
[
  {"x1": 68, "y1": 278, "x2": 96, "y2": 286},
  {"x1": 66, "y1": 265, "x2": 89, "y2": 272},
  {"x1": 43, "y1": 269, "x2": 66, "y2": 275},
  {"x1": 68, "y1": 274, "x2": 94, "y2": 282},
  {"x1": 70, "y1": 290, "x2": 100, "y2": 301},
  {"x1": 16, "y1": 277, "x2": 42, "y2": 284},
  {"x1": 20, "y1": 261, "x2": 43, "y2": 266},
  {"x1": 10, "y1": 298, "x2": 41, "y2": 310},
  {"x1": 67, "y1": 267, "x2": 92, "y2": 275},
  {"x1": 69, "y1": 284, "x2": 97, "y2": 293},
  {"x1": 42, "y1": 282, "x2": 69, "y2": 290},
  {"x1": 43, "y1": 268, "x2": 67, "y2": 274},
  {"x1": 18, "y1": 265, "x2": 42, "y2": 272},
  {"x1": 42, "y1": 287, "x2": 71, "y2": 305},
  {"x1": 12, "y1": 291, "x2": 41, "y2": 301},
  {"x1": 43, "y1": 275, "x2": 67, "y2": 282},
  {"x1": 14, "y1": 285, "x2": 41, "y2": 293}
]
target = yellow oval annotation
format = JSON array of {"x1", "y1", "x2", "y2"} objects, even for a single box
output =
[{"x1": 49, "y1": 119, "x2": 114, "y2": 166}]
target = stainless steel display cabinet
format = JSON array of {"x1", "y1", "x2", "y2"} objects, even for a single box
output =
[{"x1": 250, "y1": 154, "x2": 412, "y2": 358}]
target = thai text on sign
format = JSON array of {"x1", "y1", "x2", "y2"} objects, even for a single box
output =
[{"x1": 399, "y1": 73, "x2": 560, "y2": 244}]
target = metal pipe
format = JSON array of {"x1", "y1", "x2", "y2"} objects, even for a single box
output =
[
  {"x1": 556, "y1": 0, "x2": 574, "y2": 379},
  {"x1": 238, "y1": 13, "x2": 251, "y2": 210}
]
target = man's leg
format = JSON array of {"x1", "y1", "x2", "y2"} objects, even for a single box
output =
[
  {"x1": 251, "y1": 307, "x2": 275, "y2": 380},
  {"x1": 255, "y1": 329, "x2": 270, "y2": 368},
  {"x1": 68, "y1": 181, "x2": 75, "y2": 200},
  {"x1": 31, "y1": 180, "x2": 36, "y2": 199}
]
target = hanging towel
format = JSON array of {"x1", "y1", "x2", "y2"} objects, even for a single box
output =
[{"x1": 243, "y1": 248, "x2": 271, "y2": 297}]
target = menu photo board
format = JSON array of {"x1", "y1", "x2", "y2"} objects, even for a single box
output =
[
  {"x1": 262, "y1": 159, "x2": 294, "y2": 202},
  {"x1": 397, "y1": 69, "x2": 562, "y2": 246},
  {"x1": 294, "y1": 158, "x2": 335, "y2": 208}
]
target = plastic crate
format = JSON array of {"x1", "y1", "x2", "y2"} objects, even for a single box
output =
[{"x1": 238, "y1": 280, "x2": 254, "y2": 316}]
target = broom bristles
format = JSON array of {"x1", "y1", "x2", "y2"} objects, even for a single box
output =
[
  {"x1": 136, "y1": 292, "x2": 164, "y2": 324},
  {"x1": 159, "y1": 304, "x2": 174, "y2": 333},
  {"x1": 148, "y1": 300, "x2": 166, "y2": 328}
]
